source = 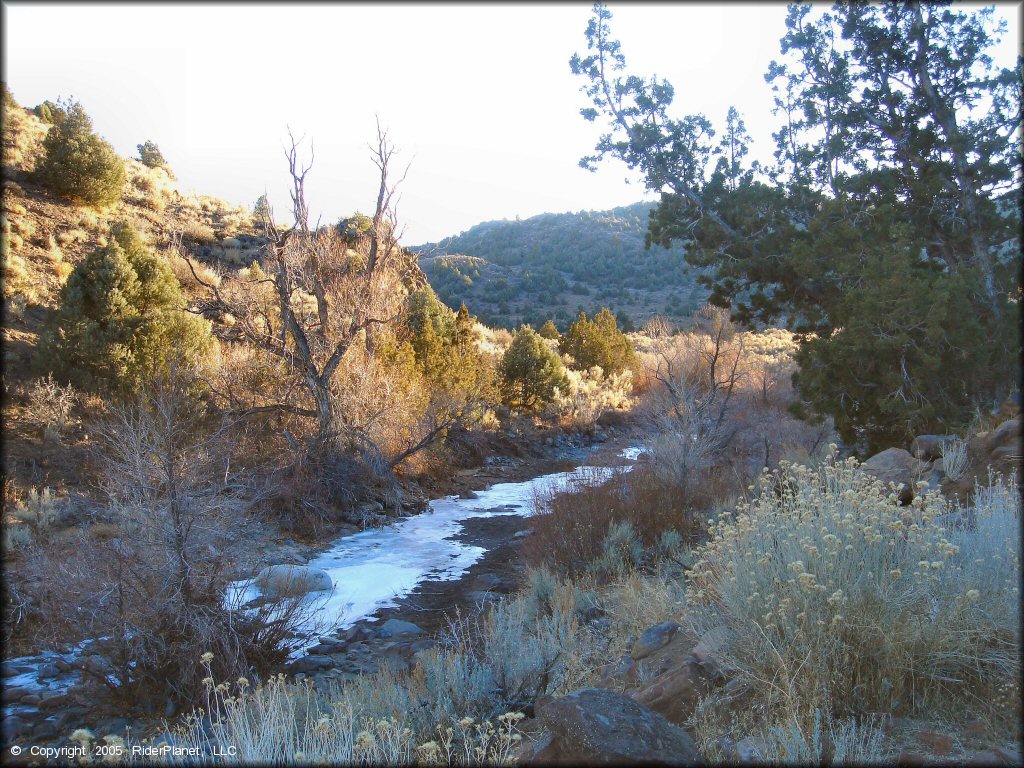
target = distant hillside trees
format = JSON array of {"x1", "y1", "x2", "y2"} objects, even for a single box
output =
[
  {"x1": 559, "y1": 308, "x2": 635, "y2": 375},
  {"x1": 499, "y1": 326, "x2": 569, "y2": 411},
  {"x1": 37, "y1": 99, "x2": 125, "y2": 208},
  {"x1": 415, "y1": 202, "x2": 710, "y2": 329},
  {"x1": 37, "y1": 221, "x2": 211, "y2": 390}
]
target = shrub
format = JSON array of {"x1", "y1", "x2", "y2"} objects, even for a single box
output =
[
  {"x1": 37, "y1": 220, "x2": 212, "y2": 391},
  {"x1": 37, "y1": 100, "x2": 125, "y2": 207},
  {"x1": 498, "y1": 326, "x2": 568, "y2": 411},
  {"x1": 687, "y1": 451, "x2": 1021, "y2": 722},
  {"x1": 558, "y1": 307, "x2": 635, "y2": 375},
  {"x1": 24, "y1": 374, "x2": 77, "y2": 440},
  {"x1": 525, "y1": 464, "x2": 706, "y2": 575}
]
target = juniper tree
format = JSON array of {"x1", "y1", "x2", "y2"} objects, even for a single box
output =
[{"x1": 571, "y1": 2, "x2": 1021, "y2": 450}]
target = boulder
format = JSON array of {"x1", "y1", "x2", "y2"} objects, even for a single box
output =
[
  {"x1": 909, "y1": 435, "x2": 956, "y2": 462},
  {"x1": 629, "y1": 657, "x2": 719, "y2": 726},
  {"x1": 861, "y1": 448, "x2": 926, "y2": 504},
  {"x1": 377, "y1": 618, "x2": 425, "y2": 638},
  {"x1": 255, "y1": 565, "x2": 332, "y2": 598},
  {"x1": 539, "y1": 687, "x2": 704, "y2": 765},
  {"x1": 285, "y1": 655, "x2": 333, "y2": 674},
  {"x1": 631, "y1": 622, "x2": 684, "y2": 661}
]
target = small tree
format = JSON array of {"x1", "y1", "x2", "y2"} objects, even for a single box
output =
[
  {"x1": 137, "y1": 139, "x2": 172, "y2": 176},
  {"x1": 559, "y1": 307, "x2": 635, "y2": 375},
  {"x1": 32, "y1": 99, "x2": 66, "y2": 124},
  {"x1": 539, "y1": 319, "x2": 560, "y2": 339},
  {"x1": 37, "y1": 221, "x2": 212, "y2": 391},
  {"x1": 37, "y1": 100, "x2": 125, "y2": 207},
  {"x1": 499, "y1": 325, "x2": 569, "y2": 411}
]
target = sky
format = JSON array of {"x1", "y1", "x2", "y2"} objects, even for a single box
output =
[{"x1": 3, "y1": 2, "x2": 1021, "y2": 244}]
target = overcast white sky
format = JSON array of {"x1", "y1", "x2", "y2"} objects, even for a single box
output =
[{"x1": 3, "y1": 2, "x2": 1021, "y2": 244}]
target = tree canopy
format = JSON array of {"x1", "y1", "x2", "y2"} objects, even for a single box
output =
[{"x1": 571, "y1": 2, "x2": 1022, "y2": 451}]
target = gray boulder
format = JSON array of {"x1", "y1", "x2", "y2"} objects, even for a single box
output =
[
  {"x1": 861, "y1": 448, "x2": 926, "y2": 504},
  {"x1": 377, "y1": 618, "x2": 425, "y2": 638},
  {"x1": 631, "y1": 621, "x2": 683, "y2": 661},
  {"x1": 255, "y1": 565, "x2": 332, "y2": 598},
  {"x1": 539, "y1": 687, "x2": 704, "y2": 765}
]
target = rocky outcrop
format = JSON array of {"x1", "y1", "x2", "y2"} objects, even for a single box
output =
[
  {"x1": 537, "y1": 687, "x2": 704, "y2": 765},
  {"x1": 254, "y1": 565, "x2": 332, "y2": 598},
  {"x1": 861, "y1": 448, "x2": 927, "y2": 503}
]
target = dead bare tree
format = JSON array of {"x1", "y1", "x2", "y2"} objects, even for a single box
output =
[
  {"x1": 645, "y1": 305, "x2": 747, "y2": 492},
  {"x1": 186, "y1": 124, "x2": 460, "y2": 497}
]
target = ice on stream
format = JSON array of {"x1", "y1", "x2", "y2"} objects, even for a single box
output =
[
  {"x1": 5, "y1": 445, "x2": 646, "y2": 700},
  {"x1": 230, "y1": 444, "x2": 646, "y2": 656}
]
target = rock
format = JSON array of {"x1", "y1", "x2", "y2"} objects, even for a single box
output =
[
  {"x1": 965, "y1": 720, "x2": 986, "y2": 739},
  {"x1": 861, "y1": 448, "x2": 927, "y2": 504},
  {"x1": 54, "y1": 658, "x2": 72, "y2": 673},
  {"x1": 525, "y1": 730, "x2": 562, "y2": 764},
  {"x1": 596, "y1": 410, "x2": 629, "y2": 428},
  {"x1": 629, "y1": 657, "x2": 717, "y2": 726},
  {"x1": 984, "y1": 417, "x2": 1020, "y2": 455},
  {"x1": 81, "y1": 654, "x2": 115, "y2": 679},
  {"x1": 2, "y1": 715, "x2": 29, "y2": 742},
  {"x1": 471, "y1": 573, "x2": 504, "y2": 592},
  {"x1": 377, "y1": 619, "x2": 424, "y2": 638},
  {"x1": 286, "y1": 655, "x2": 333, "y2": 674},
  {"x1": 597, "y1": 655, "x2": 638, "y2": 689},
  {"x1": 917, "y1": 730, "x2": 953, "y2": 756},
  {"x1": 255, "y1": 565, "x2": 333, "y2": 598},
  {"x1": 692, "y1": 626, "x2": 731, "y2": 666},
  {"x1": 631, "y1": 621, "x2": 683, "y2": 660},
  {"x1": 308, "y1": 638, "x2": 346, "y2": 654},
  {"x1": 459, "y1": 490, "x2": 480, "y2": 500},
  {"x1": 736, "y1": 736, "x2": 771, "y2": 763},
  {"x1": 37, "y1": 662, "x2": 60, "y2": 678},
  {"x1": 895, "y1": 750, "x2": 927, "y2": 766},
  {"x1": 539, "y1": 687, "x2": 704, "y2": 765},
  {"x1": 21, "y1": 693, "x2": 40, "y2": 706},
  {"x1": 594, "y1": 431, "x2": 609, "y2": 443},
  {"x1": 4, "y1": 685, "x2": 30, "y2": 702},
  {"x1": 910, "y1": 435, "x2": 957, "y2": 461},
  {"x1": 514, "y1": 528, "x2": 534, "y2": 539},
  {"x1": 997, "y1": 393, "x2": 1022, "y2": 421},
  {"x1": 991, "y1": 745, "x2": 1023, "y2": 764}
]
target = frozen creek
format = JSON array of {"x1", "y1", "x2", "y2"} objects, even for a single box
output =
[
  {"x1": 3, "y1": 445, "x2": 644, "y2": 727},
  {"x1": 232, "y1": 444, "x2": 645, "y2": 657}
]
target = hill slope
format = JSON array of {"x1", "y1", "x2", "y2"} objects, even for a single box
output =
[{"x1": 414, "y1": 202, "x2": 709, "y2": 330}]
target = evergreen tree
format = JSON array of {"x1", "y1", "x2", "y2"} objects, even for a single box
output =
[
  {"x1": 499, "y1": 326, "x2": 569, "y2": 410},
  {"x1": 539, "y1": 319, "x2": 561, "y2": 339},
  {"x1": 137, "y1": 140, "x2": 170, "y2": 173},
  {"x1": 38, "y1": 100, "x2": 125, "y2": 208},
  {"x1": 559, "y1": 307, "x2": 636, "y2": 375},
  {"x1": 571, "y1": 2, "x2": 1021, "y2": 450},
  {"x1": 37, "y1": 221, "x2": 212, "y2": 391}
]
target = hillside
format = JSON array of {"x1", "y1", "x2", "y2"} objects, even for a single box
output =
[{"x1": 414, "y1": 202, "x2": 709, "y2": 330}]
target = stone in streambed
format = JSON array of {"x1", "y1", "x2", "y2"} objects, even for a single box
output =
[{"x1": 255, "y1": 565, "x2": 333, "y2": 598}]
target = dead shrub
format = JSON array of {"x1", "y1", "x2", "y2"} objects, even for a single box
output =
[{"x1": 524, "y1": 463, "x2": 706, "y2": 575}]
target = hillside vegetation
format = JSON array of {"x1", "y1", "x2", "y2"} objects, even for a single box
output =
[{"x1": 415, "y1": 202, "x2": 709, "y2": 330}]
